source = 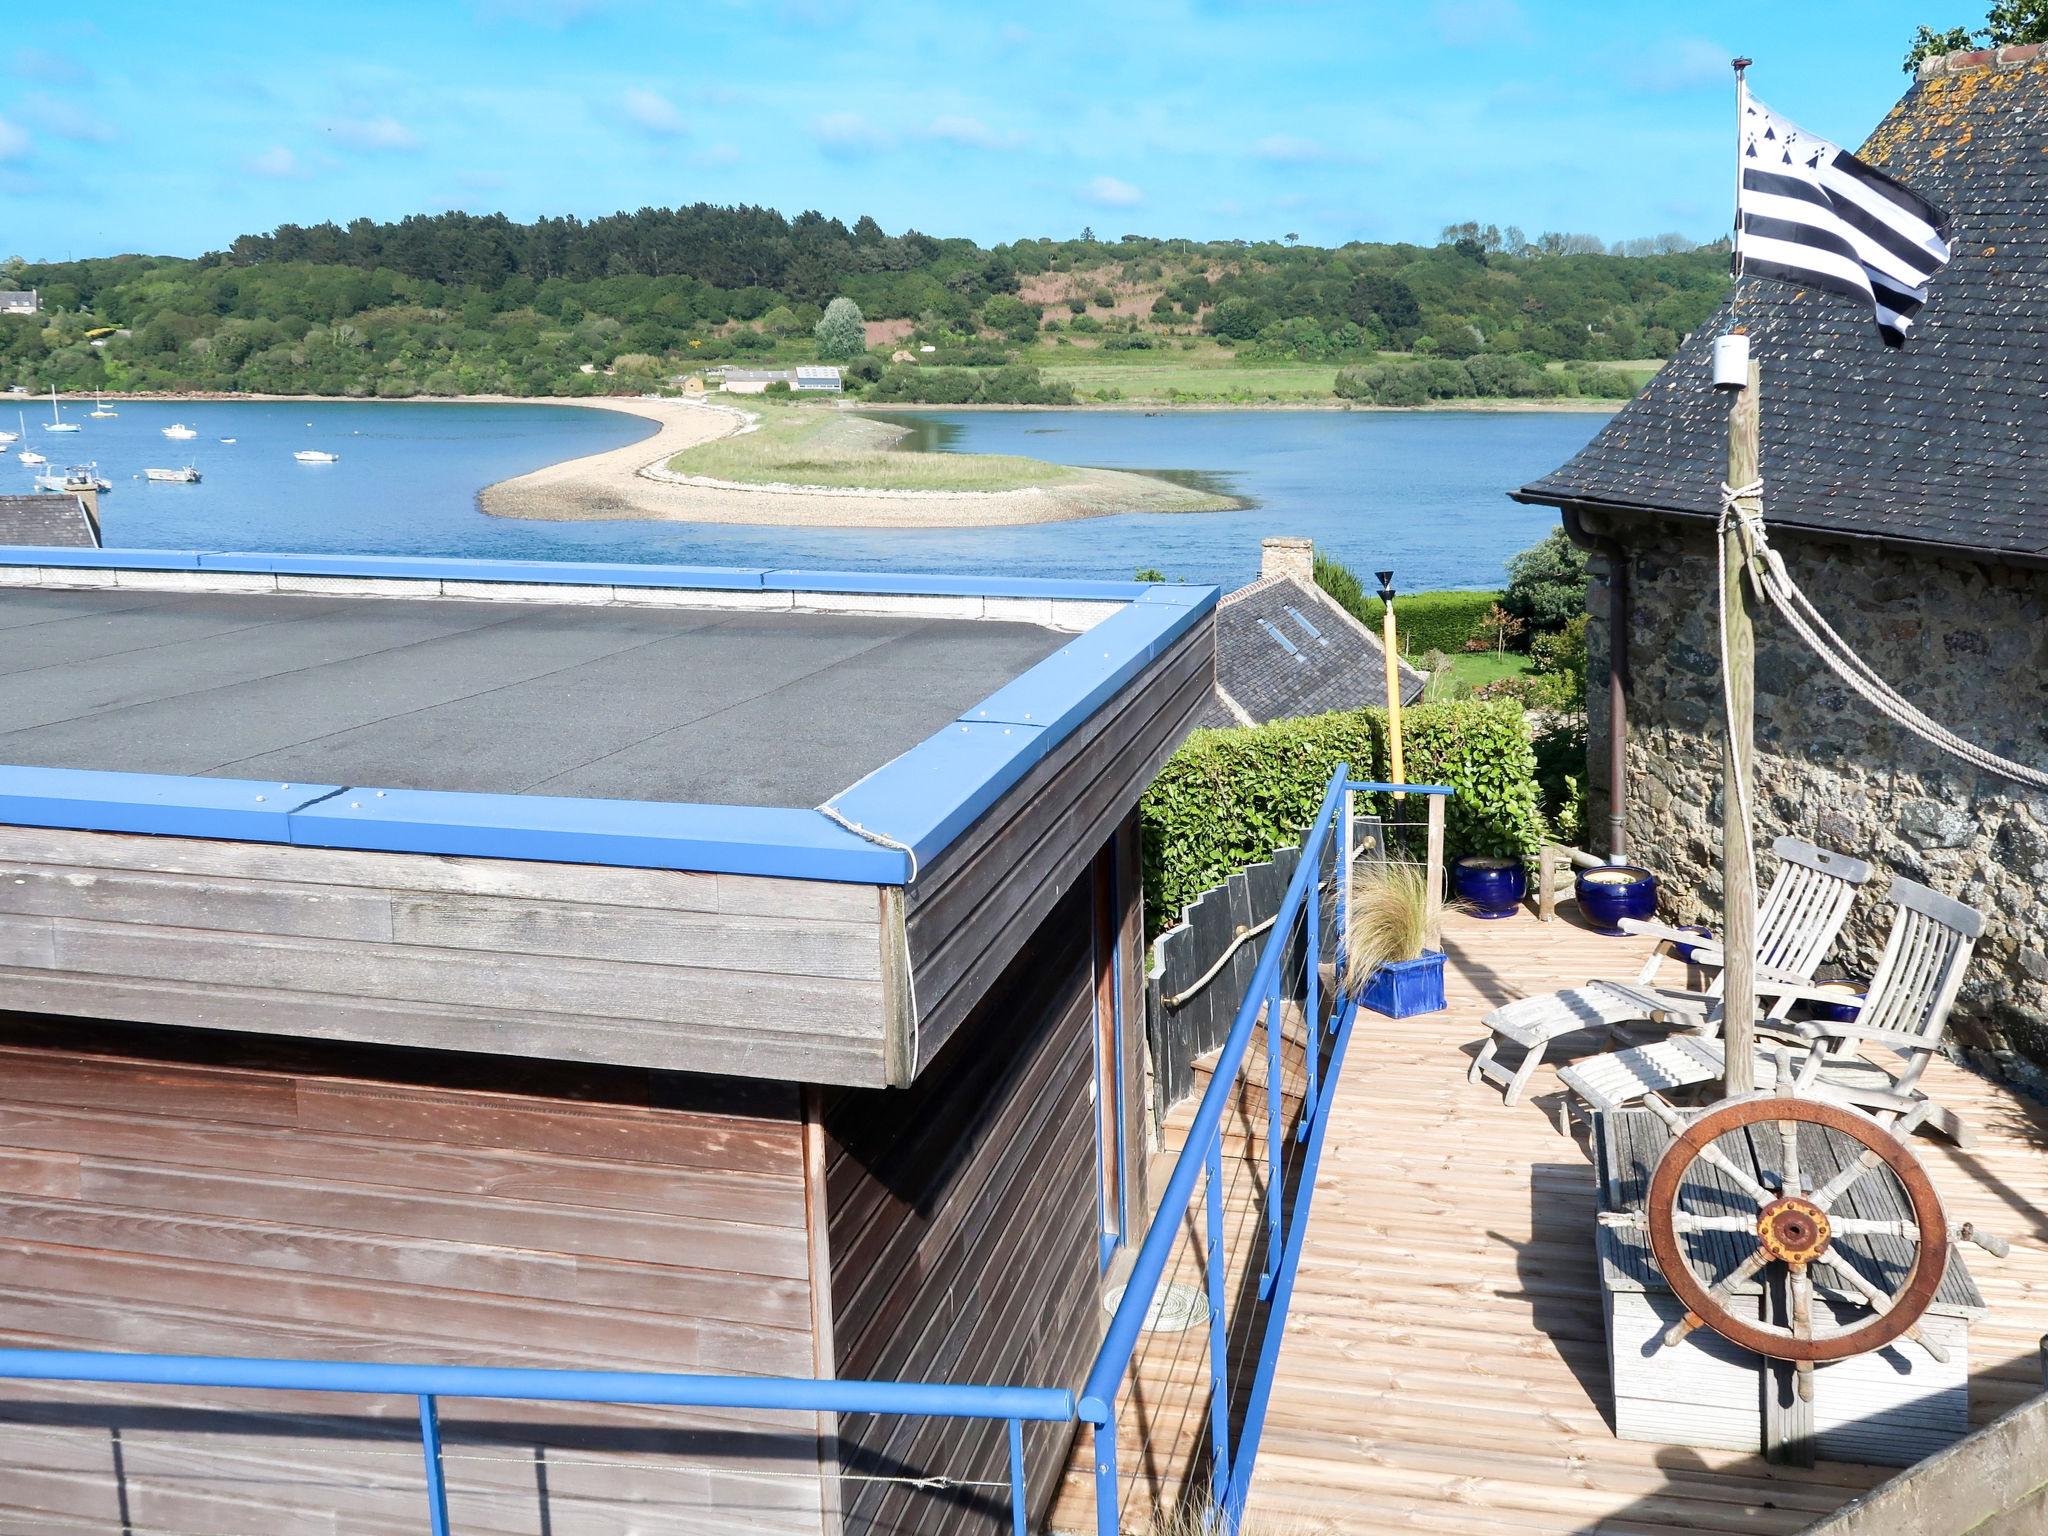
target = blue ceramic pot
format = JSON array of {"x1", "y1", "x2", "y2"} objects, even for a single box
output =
[
  {"x1": 1575, "y1": 865, "x2": 1659, "y2": 935},
  {"x1": 1670, "y1": 924, "x2": 1714, "y2": 962},
  {"x1": 1806, "y1": 982, "x2": 1868, "y2": 1025},
  {"x1": 1451, "y1": 856, "x2": 1528, "y2": 920},
  {"x1": 1362, "y1": 950, "x2": 1447, "y2": 1017}
]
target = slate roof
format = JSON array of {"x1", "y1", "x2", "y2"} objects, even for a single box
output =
[
  {"x1": 1517, "y1": 49, "x2": 2048, "y2": 566},
  {"x1": 1197, "y1": 573, "x2": 1426, "y2": 730},
  {"x1": 0, "y1": 494, "x2": 99, "y2": 549}
]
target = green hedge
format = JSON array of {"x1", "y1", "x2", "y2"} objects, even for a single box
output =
[
  {"x1": 1140, "y1": 700, "x2": 1545, "y2": 936},
  {"x1": 1364, "y1": 589, "x2": 1499, "y2": 656}
]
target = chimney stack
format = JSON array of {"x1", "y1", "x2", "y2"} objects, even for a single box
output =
[{"x1": 1260, "y1": 536, "x2": 1314, "y2": 584}]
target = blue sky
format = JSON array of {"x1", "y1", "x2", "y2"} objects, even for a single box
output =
[{"x1": 3, "y1": 0, "x2": 1957, "y2": 260}]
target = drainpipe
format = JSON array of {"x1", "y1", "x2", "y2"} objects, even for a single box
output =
[{"x1": 1560, "y1": 506, "x2": 1629, "y2": 863}]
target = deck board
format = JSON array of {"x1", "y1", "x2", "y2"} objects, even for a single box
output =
[{"x1": 1056, "y1": 904, "x2": 2048, "y2": 1534}]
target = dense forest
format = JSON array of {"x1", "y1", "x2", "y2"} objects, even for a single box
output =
[{"x1": 0, "y1": 206, "x2": 1730, "y2": 400}]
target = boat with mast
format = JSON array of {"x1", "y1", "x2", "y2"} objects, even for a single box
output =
[
  {"x1": 88, "y1": 394, "x2": 118, "y2": 418},
  {"x1": 15, "y1": 414, "x2": 45, "y2": 465},
  {"x1": 42, "y1": 387, "x2": 79, "y2": 432}
]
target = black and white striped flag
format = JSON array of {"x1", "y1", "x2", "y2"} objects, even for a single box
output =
[{"x1": 1737, "y1": 85, "x2": 1951, "y2": 346}]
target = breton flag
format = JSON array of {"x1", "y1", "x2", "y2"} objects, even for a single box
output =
[{"x1": 1736, "y1": 85, "x2": 1951, "y2": 346}]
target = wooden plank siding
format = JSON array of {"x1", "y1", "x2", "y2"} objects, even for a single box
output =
[
  {"x1": 822, "y1": 881, "x2": 1107, "y2": 1536},
  {"x1": 902, "y1": 614, "x2": 1214, "y2": 1074},
  {"x1": 0, "y1": 826, "x2": 892, "y2": 1084},
  {"x1": 0, "y1": 1017, "x2": 829, "y2": 1536}
]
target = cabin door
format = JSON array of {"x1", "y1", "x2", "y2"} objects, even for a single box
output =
[{"x1": 1091, "y1": 841, "x2": 1126, "y2": 1267}]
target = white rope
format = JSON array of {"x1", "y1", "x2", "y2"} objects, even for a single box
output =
[
  {"x1": 1720, "y1": 487, "x2": 2048, "y2": 792},
  {"x1": 1718, "y1": 479, "x2": 1765, "y2": 924},
  {"x1": 816, "y1": 800, "x2": 922, "y2": 1073}
]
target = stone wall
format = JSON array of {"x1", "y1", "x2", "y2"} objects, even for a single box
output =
[{"x1": 1585, "y1": 519, "x2": 2048, "y2": 1079}]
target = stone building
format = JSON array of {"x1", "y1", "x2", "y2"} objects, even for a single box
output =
[{"x1": 1516, "y1": 44, "x2": 2048, "y2": 1074}]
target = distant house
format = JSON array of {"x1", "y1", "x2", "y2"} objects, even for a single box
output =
[
  {"x1": 0, "y1": 290, "x2": 36, "y2": 317},
  {"x1": 793, "y1": 364, "x2": 843, "y2": 393},
  {"x1": 0, "y1": 492, "x2": 99, "y2": 549},
  {"x1": 1197, "y1": 537, "x2": 1425, "y2": 728},
  {"x1": 1515, "y1": 44, "x2": 2048, "y2": 1057},
  {"x1": 718, "y1": 367, "x2": 796, "y2": 394}
]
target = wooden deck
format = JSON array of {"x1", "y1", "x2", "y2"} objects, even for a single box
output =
[{"x1": 1057, "y1": 904, "x2": 2048, "y2": 1534}]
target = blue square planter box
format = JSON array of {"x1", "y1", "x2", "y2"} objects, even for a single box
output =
[{"x1": 1361, "y1": 949, "x2": 1447, "y2": 1018}]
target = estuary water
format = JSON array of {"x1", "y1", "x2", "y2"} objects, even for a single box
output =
[{"x1": 20, "y1": 398, "x2": 1606, "y2": 591}]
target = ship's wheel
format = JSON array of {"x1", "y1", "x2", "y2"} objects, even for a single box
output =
[{"x1": 1641, "y1": 1091, "x2": 1953, "y2": 1395}]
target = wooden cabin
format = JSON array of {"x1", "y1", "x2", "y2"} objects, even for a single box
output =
[{"x1": 0, "y1": 550, "x2": 1219, "y2": 1536}]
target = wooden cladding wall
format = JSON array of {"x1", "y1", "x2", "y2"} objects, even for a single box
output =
[
  {"x1": 903, "y1": 614, "x2": 1215, "y2": 1073},
  {"x1": 822, "y1": 881, "x2": 1104, "y2": 1536},
  {"x1": 0, "y1": 1019, "x2": 826, "y2": 1536},
  {"x1": 0, "y1": 826, "x2": 891, "y2": 1084}
]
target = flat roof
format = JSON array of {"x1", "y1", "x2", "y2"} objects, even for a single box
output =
[
  {"x1": 0, "y1": 552, "x2": 1219, "y2": 884},
  {"x1": 0, "y1": 588, "x2": 1065, "y2": 807}
]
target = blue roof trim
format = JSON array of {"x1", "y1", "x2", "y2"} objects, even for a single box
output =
[
  {"x1": 828, "y1": 586, "x2": 1217, "y2": 865},
  {"x1": 1, "y1": 548, "x2": 1156, "y2": 601},
  {"x1": 290, "y1": 789, "x2": 902, "y2": 882},
  {"x1": 0, "y1": 550, "x2": 1218, "y2": 886},
  {"x1": 0, "y1": 768, "x2": 340, "y2": 842},
  {"x1": 0, "y1": 547, "x2": 201, "y2": 570}
]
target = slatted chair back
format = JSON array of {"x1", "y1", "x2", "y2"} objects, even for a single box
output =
[
  {"x1": 1754, "y1": 837, "x2": 1874, "y2": 983},
  {"x1": 1849, "y1": 876, "x2": 1984, "y2": 1091},
  {"x1": 1641, "y1": 838, "x2": 1871, "y2": 1017}
]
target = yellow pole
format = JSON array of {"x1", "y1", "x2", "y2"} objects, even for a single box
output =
[{"x1": 1377, "y1": 571, "x2": 1406, "y2": 787}]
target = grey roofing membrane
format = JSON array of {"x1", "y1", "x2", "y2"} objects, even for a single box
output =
[{"x1": 0, "y1": 588, "x2": 1068, "y2": 807}]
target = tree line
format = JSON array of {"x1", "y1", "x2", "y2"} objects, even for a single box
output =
[{"x1": 0, "y1": 205, "x2": 1730, "y2": 399}]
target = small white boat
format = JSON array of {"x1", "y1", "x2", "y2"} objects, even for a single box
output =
[
  {"x1": 37, "y1": 466, "x2": 111, "y2": 493},
  {"x1": 145, "y1": 465, "x2": 202, "y2": 484},
  {"x1": 219, "y1": 437, "x2": 237, "y2": 444},
  {"x1": 18, "y1": 448, "x2": 47, "y2": 466},
  {"x1": 43, "y1": 388, "x2": 79, "y2": 432},
  {"x1": 88, "y1": 395, "x2": 118, "y2": 418},
  {"x1": 294, "y1": 450, "x2": 340, "y2": 464},
  {"x1": 162, "y1": 423, "x2": 199, "y2": 440}
]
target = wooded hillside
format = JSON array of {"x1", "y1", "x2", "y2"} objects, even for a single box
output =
[{"x1": 1, "y1": 208, "x2": 1729, "y2": 399}]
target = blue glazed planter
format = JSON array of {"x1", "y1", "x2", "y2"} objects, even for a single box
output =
[
  {"x1": 1807, "y1": 981, "x2": 1868, "y2": 1025},
  {"x1": 1451, "y1": 856, "x2": 1528, "y2": 920},
  {"x1": 1362, "y1": 949, "x2": 1447, "y2": 1018},
  {"x1": 1575, "y1": 865, "x2": 1659, "y2": 935},
  {"x1": 1670, "y1": 924, "x2": 1714, "y2": 962}
]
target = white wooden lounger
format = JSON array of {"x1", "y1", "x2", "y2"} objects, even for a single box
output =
[
  {"x1": 1469, "y1": 838, "x2": 1872, "y2": 1106},
  {"x1": 1558, "y1": 875, "x2": 1984, "y2": 1146}
]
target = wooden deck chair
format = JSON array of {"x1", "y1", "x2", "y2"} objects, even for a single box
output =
[
  {"x1": 1469, "y1": 838, "x2": 1871, "y2": 1107},
  {"x1": 1558, "y1": 875, "x2": 1984, "y2": 1145}
]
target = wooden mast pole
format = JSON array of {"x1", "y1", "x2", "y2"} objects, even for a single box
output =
[
  {"x1": 1721, "y1": 363, "x2": 1760, "y2": 1095},
  {"x1": 1719, "y1": 55, "x2": 1760, "y2": 1097},
  {"x1": 1377, "y1": 570, "x2": 1406, "y2": 788}
]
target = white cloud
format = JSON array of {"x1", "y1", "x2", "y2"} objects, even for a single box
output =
[
  {"x1": 1430, "y1": 0, "x2": 1527, "y2": 47},
  {"x1": 813, "y1": 111, "x2": 890, "y2": 158},
  {"x1": 327, "y1": 115, "x2": 420, "y2": 152},
  {"x1": 622, "y1": 87, "x2": 688, "y2": 138},
  {"x1": 926, "y1": 114, "x2": 1025, "y2": 150},
  {"x1": 1252, "y1": 133, "x2": 1324, "y2": 164},
  {"x1": 1626, "y1": 37, "x2": 1731, "y2": 94},
  {"x1": 11, "y1": 46, "x2": 91, "y2": 85},
  {"x1": 1080, "y1": 174, "x2": 1143, "y2": 209},
  {"x1": 0, "y1": 117, "x2": 28, "y2": 162},
  {"x1": 245, "y1": 145, "x2": 307, "y2": 179},
  {"x1": 18, "y1": 93, "x2": 114, "y2": 144}
]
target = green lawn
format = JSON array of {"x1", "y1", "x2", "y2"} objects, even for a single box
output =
[
  {"x1": 1436, "y1": 650, "x2": 1535, "y2": 689},
  {"x1": 670, "y1": 398, "x2": 1080, "y2": 491}
]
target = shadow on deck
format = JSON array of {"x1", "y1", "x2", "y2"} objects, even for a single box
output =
[{"x1": 1058, "y1": 904, "x2": 2048, "y2": 1535}]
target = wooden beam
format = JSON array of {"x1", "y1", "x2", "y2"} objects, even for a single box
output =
[{"x1": 1721, "y1": 358, "x2": 1761, "y2": 1095}]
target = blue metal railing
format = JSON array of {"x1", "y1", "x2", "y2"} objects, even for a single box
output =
[
  {"x1": 1078, "y1": 771, "x2": 1453, "y2": 1531},
  {"x1": 0, "y1": 766, "x2": 1452, "y2": 1536}
]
